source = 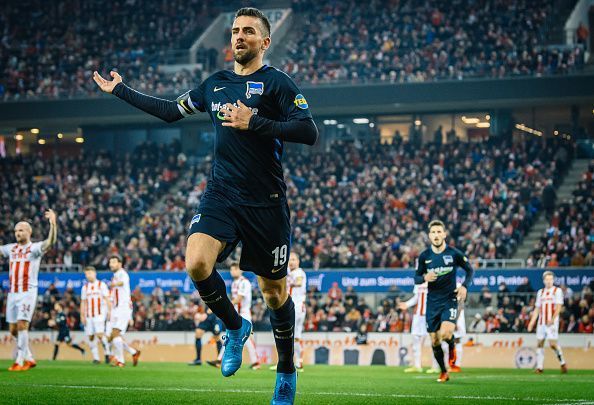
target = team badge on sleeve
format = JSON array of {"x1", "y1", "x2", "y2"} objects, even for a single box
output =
[
  {"x1": 294, "y1": 94, "x2": 308, "y2": 109},
  {"x1": 246, "y1": 81, "x2": 264, "y2": 99}
]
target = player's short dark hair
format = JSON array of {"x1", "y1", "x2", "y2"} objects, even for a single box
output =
[
  {"x1": 108, "y1": 254, "x2": 123, "y2": 263},
  {"x1": 230, "y1": 262, "x2": 240, "y2": 269},
  {"x1": 235, "y1": 7, "x2": 271, "y2": 38},
  {"x1": 428, "y1": 220, "x2": 446, "y2": 231}
]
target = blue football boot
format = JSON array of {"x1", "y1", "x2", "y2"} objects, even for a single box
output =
[
  {"x1": 221, "y1": 317, "x2": 252, "y2": 377},
  {"x1": 271, "y1": 371, "x2": 297, "y2": 405}
]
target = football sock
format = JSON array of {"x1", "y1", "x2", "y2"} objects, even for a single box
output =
[
  {"x1": 193, "y1": 271, "x2": 242, "y2": 330},
  {"x1": 269, "y1": 296, "x2": 296, "y2": 374}
]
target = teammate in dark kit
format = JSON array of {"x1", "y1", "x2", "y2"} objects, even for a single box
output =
[
  {"x1": 414, "y1": 220, "x2": 474, "y2": 383},
  {"x1": 93, "y1": 7, "x2": 318, "y2": 404},
  {"x1": 51, "y1": 303, "x2": 85, "y2": 361}
]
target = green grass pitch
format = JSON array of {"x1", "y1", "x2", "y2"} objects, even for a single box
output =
[{"x1": 2, "y1": 361, "x2": 593, "y2": 404}]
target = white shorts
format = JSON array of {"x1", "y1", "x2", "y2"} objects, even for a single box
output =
[
  {"x1": 110, "y1": 309, "x2": 132, "y2": 334},
  {"x1": 6, "y1": 290, "x2": 38, "y2": 323},
  {"x1": 295, "y1": 308, "x2": 306, "y2": 339},
  {"x1": 536, "y1": 323, "x2": 559, "y2": 341},
  {"x1": 239, "y1": 311, "x2": 252, "y2": 322},
  {"x1": 411, "y1": 314, "x2": 428, "y2": 336},
  {"x1": 85, "y1": 317, "x2": 107, "y2": 336},
  {"x1": 454, "y1": 310, "x2": 466, "y2": 339}
]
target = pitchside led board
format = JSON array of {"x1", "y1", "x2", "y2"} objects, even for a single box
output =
[{"x1": 1, "y1": 268, "x2": 593, "y2": 294}]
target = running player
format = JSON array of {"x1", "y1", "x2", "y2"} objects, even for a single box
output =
[
  {"x1": 94, "y1": 7, "x2": 318, "y2": 403},
  {"x1": 2, "y1": 209, "x2": 57, "y2": 371},
  {"x1": 189, "y1": 308, "x2": 223, "y2": 366},
  {"x1": 50, "y1": 302, "x2": 86, "y2": 360},
  {"x1": 210, "y1": 263, "x2": 260, "y2": 369},
  {"x1": 80, "y1": 266, "x2": 111, "y2": 364},
  {"x1": 414, "y1": 220, "x2": 474, "y2": 383},
  {"x1": 528, "y1": 271, "x2": 568, "y2": 374},
  {"x1": 107, "y1": 255, "x2": 140, "y2": 367},
  {"x1": 398, "y1": 281, "x2": 428, "y2": 373}
]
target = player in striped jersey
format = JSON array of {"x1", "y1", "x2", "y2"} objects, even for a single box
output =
[
  {"x1": 107, "y1": 255, "x2": 140, "y2": 368},
  {"x1": 210, "y1": 263, "x2": 260, "y2": 369},
  {"x1": 528, "y1": 271, "x2": 568, "y2": 374},
  {"x1": 399, "y1": 282, "x2": 429, "y2": 373},
  {"x1": 81, "y1": 266, "x2": 112, "y2": 364},
  {"x1": 1, "y1": 209, "x2": 57, "y2": 372}
]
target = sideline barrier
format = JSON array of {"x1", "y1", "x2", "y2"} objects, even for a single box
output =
[
  {"x1": 1, "y1": 268, "x2": 593, "y2": 293},
  {"x1": 1, "y1": 332, "x2": 593, "y2": 369}
]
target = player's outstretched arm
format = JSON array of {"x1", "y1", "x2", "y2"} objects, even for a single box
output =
[
  {"x1": 42, "y1": 209, "x2": 58, "y2": 253},
  {"x1": 93, "y1": 70, "x2": 184, "y2": 123},
  {"x1": 222, "y1": 100, "x2": 318, "y2": 145}
]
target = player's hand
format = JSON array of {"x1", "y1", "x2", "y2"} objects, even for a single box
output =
[
  {"x1": 424, "y1": 271, "x2": 437, "y2": 282},
  {"x1": 221, "y1": 100, "x2": 253, "y2": 130},
  {"x1": 45, "y1": 209, "x2": 57, "y2": 225},
  {"x1": 397, "y1": 302, "x2": 408, "y2": 311},
  {"x1": 93, "y1": 70, "x2": 122, "y2": 94},
  {"x1": 455, "y1": 285, "x2": 467, "y2": 302},
  {"x1": 81, "y1": 316, "x2": 86, "y2": 325}
]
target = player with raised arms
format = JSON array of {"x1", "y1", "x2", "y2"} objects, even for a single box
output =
[
  {"x1": 1, "y1": 210, "x2": 57, "y2": 371},
  {"x1": 93, "y1": 7, "x2": 318, "y2": 404},
  {"x1": 414, "y1": 220, "x2": 474, "y2": 383}
]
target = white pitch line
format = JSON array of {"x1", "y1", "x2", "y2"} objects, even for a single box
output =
[{"x1": 0, "y1": 383, "x2": 592, "y2": 403}]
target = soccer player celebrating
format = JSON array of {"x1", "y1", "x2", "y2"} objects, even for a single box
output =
[
  {"x1": 107, "y1": 255, "x2": 140, "y2": 367},
  {"x1": 210, "y1": 263, "x2": 260, "y2": 369},
  {"x1": 1, "y1": 209, "x2": 57, "y2": 371},
  {"x1": 94, "y1": 7, "x2": 317, "y2": 403},
  {"x1": 398, "y1": 281, "x2": 428, "y2": 373},
  {"x1": 414, "y1": 220, "x2": 474, "y2": 383},
  {"x1": 50, "y1": 302, "x2": 86, "y2": 360},
  {"x1": 80, "y1": 266, "x2": 112, "y2": 364},
  {"x1": 527, "y1": 271, "x2": 568, "y2": 374}
]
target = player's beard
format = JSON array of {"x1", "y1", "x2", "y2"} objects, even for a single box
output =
[
  {"x1": 234, "y1": 47, "x2": 258, "y2": 65},
  {"x1": 431, "y1": 239, "x2": 444, "y2": 248}
]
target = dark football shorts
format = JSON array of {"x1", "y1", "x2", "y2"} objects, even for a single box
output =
[
  {"x1": 188, "y1": 190, "x2": 291, "y2": 280},
  {"x1": 426, "y1": 297, "x2": 458, "y2": 333},
  {"x1": 197, "y1": 313, "x2": 223, "y2": 335},
  {"x1": 56, "y1": 329, "x2": 72, "y2": 343}
]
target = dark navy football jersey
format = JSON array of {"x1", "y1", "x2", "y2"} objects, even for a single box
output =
[
  {"x1": 56, "y1": 312, "x2": 69, "y2": 332},
  {"x1": 178, "y1": 65, "x2": 312, "y2": 206},
  {"x1": 414, "y1": 246, "x2": 473, "y2": 301}
]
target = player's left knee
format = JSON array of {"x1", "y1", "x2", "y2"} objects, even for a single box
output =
[{"x1": 262, "y1": 290, "x2": 284, "y2": 309}]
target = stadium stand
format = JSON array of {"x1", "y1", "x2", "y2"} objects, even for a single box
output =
[
  {"x1": 0, "y1": 141, "x2": 183, "y2": 269},
  {"x1": 528, "y1": 163, "x2": 593, "y2": 267},
  {"x1": 281, "y1": 0, "x2": 585, "y2": 84},
  {"x1": 0, "y1": 0, "x2": 585, "y2": 100}
]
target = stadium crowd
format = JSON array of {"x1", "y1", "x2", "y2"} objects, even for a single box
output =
[
  {"x1": 1, "y1": 136, "x2": 578, "y2": 271},
  {"x1": 527, "y1": 164, "x2": 594, "y2": 268},
  {"x1": 2, "y1": 278, "x2": 592, "y2": 334},
  {"x1": 0, "y1": 0, "x2": 237, "y2": 100},
  {"x1": 284, "y1": 0, "x2": 585, "y2": 84},
  {"x1": 0, "y1": 140, "x2": 183, "y2": 271},
  {"x1": 0, "y1": 0, "x2": 585, "y2": 100}
]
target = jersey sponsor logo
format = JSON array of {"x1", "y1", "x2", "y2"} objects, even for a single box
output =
[
  {"x1": 294, "y1": 94, "x2": 308, "y2": 109},
  {"x1": 443, "y1": 255, "x2": 453, "y2": 265},
  {"x1": 189, "y1": 214, "x2": 201, "y2": 228},
  {"x1": 214, "y1": 86, "x2": 226, "y2": 92},
  {"x1": 212, "y1": 101, "x2": 258, "y2": 120},
  {"x1": 431, "y1": 266, "x2": 454, "y2": 276},
  {"x1": 246, "y1": 81, "x2": 264, "y2": 99}
]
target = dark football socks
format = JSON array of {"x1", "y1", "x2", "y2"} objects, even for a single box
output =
[
  {"x1": 193, "y1": 270, "x2": 242, "y2": 330},
  {"x1": 269, "y1": 296, "x2": 296, "y2": 374},
  {"x1": 432, "y1": 344, "x2": 447, "y2": 373}
]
